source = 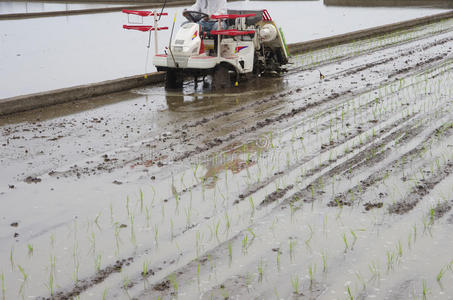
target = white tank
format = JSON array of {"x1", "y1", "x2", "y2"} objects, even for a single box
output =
[
  {"x1": 259, "y1": 23, "x2": 278, "y2": 43},
  {"x1": 171, "y1": 23, "x2": 201, "y2": 56}
]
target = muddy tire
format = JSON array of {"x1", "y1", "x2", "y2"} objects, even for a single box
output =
[
  {"x1": 165, "y1": 70, "x2": 183, "y2": 90},
  {"x1": 212, "y1": 64, "x2": 235, "y2": 90}
]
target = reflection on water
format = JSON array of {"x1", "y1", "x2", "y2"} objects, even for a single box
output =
[
  {"x1": 324, "y1": 0, "x2": 453, "y2": 8},
  {"x1": 165, "y1": 75, "x2": 285, "y2": 112}
]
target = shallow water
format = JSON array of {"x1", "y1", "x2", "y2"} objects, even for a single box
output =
[
  {"x1": 0, "y1": 0, "x2": 447, "y2": 99},
  {"x1": 0, "y1": 1, "x2": 130, "y2": 14},
  {"x1": 0, "y1": 18, "x2": 453, "y2": 299}
]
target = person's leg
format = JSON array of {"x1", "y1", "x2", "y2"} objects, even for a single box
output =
[{"x1": 199, "y1": 20, "x2": 214, "y2": 32}]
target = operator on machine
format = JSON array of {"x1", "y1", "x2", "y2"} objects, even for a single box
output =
[{"x1": 182, "y1": 0, "x2": 227, "y2": 32}]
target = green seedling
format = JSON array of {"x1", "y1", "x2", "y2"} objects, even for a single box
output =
[
  {"x1": 9, "y1": 247, "x2": 14, "y2": 270},
  {"x1": 249, "y1": 197, "x2": 255, "y2": 215},
  {"x1": 215, "y1": 221, "x2": 221, "y2": 242},
  {"x1": 170, "y1": 273, "x2": 178, "y2": 294},
  {"x1": 94, "y1": 213, "x2": 101, "y2": 230},
  {"x1": 305, "y1": 225, "x2": 313, "y2": 249},
  {"x1": 321, "y1": 251, "x2": 327, "y2": 272},
  {"x1": 289, "y1": 239, "x2": 295, "y2": 262},
  {"x1": 27, "y1": 244, "x2": 34, "y2": 256},
  {"x1": 170, "y1": 218, "x2": 174, "y2": 240},
  {"x1": 95, "y1": 254, "x2": 102, "y2": 272},
  {"x1": 343, "y1": 233, "x2": 349, "y2": 252},
  {"x1": 291, "y1": 275, "x2": 300, "y2": 294},
  {"x1": 225, "y1": 213, "x2": 231, "y2": 234},
  {"x1": 350, "y1": 229, "x2": 357, "y2": 249},
  {"x1": 102, "y1": 288, "x2": 108, "y2": 300},
  {"x1": 246, "y1": 272, "x2": 253, "y2": 286},
  {"x1": 89, "y1": 231, "x2": 96, "y2": 254},
  {"x1": 142, "y1": 261, "x2": 150, "y2": 277},
  {"x1": 369, "y1": 261, "x2": 380, "y2": 280},
  {"x1": 347, "y1": 285, "x2": 353, "y2": 300},
  {"x1": 146, "y1": 206, "x2": 151, "y2": 228},
  {"x1": 46, "y1": 271, "x2": 54, "y2": 297},
  {"x1": 130, "y1": 215, "x2": 136, "y2": 246},
  {"x1": 122, "y1": 275, "x2": 131, "y2": 294},
  {"x1": 308, "y1": 264, "x2": 316, "y2": 286},
  {"x1": 154, "y1": 224, "x2": 159, "y2": 247},
  {"x1": 17, "y1": 265, "x2": 27, "y2": 282},
  {"x1": 437, "y1": 266, "x2": 446, "y2": 283},
  {"x1": 140, "y1": 189, "x2": 144, "y2": 213},
  {"x1": 74, "y1": 261, "x2": 80, "y2": 283},
  {"x1": 110, "y1": 203, "x2": 114, "y2": 223},
  {"x1": 422, "y1": 279, "x2": 428, "y2": 299},
  {"x1": 197, "y1": 262, "x2": 200, "y2": 284},
  {"x1": 258, "y1": 260, "x2": 264, "y2": 282},
  {"x1": 241, "y1": 235, "x2": 249, "y2": 254},
  {"x1": 386, "y1": 251, "x2": 395, "y2": 271},
  {"x1": 289, "y1": 203, "x2": 296, "y2": 222},
  {"x1": 1, "y1": 272, "x2": 5, "y2": 300},
  {"x1": 397, "y1": 240, "x2": 403, "y2": 257},
  {"x1": 355, "y1": 271, "x2": 366, "y2": 289}
]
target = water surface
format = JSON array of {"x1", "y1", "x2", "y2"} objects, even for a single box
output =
[{"x1": 0, "y1": 1, "x2": 446, "y2": 98}]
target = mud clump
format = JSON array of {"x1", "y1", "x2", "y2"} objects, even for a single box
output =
[
  {"x1": 431, "y1": 201, "x2": 452, "y2": 220},
  {"x1": 364, "y1": 202, "x2": 383, "y2": 211},
  {"x1": 327, "y1": 198, "x2": 352, "y2": 207},
  {"x1": 25, "y1": 176, "x2": 41, "y2": 183},
  {"x1": 40, "y1": 257, "x2": 134, "y2": 300},
  {"x1": 261, "y1": 185, "x2": 294, "y2": 206},
  {"x1": 153, "y1": 280, "x2": 171, "y2": 291},
  {"x1": 389, "y1": 162, "x2": 453, "y2": 215}
]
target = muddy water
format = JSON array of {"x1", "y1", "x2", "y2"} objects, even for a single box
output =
[
  {"x1": 1, "y1": 17, "x2": 453, "y2": 299},
  {"x1": 0, "y1": 1, "x2": 129, "y2": 14},
  {"x1": 0, "y1": 1, "x2": 446, "y2": 99}
]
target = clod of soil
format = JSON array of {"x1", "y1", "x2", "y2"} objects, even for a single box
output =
[
  {"x1": 364, "y1": 202, "x2": 384, "y2": 211},
  {"x1": 431, "y1": 201, "x2": 452, "y2": 220},
  {"x1": 261, "y1": 185, "x2": 294, "y2": 206},
  {"x1": 10, "y1": 222, "x2": 18, "y2": 227},
  {"x1": 42, "y1": 258, "x2": 133, "y2": 300},
  {"x1": 25, "y1": 176, "x2": 41, "y2": 183},
  {"x1": 327, "y1": 198, "x2": 352, "y2": 207},
  {"x1": 153, "y1": 280, "x2": 170, "y2": 291}
]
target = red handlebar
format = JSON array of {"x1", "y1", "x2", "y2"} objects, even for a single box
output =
[
  {"x1": 123, "y1": 25, "x2": 169, "y2": 32},
  {"x1": 122, "y1": 9, "x2": 168, "y2": 17},
  {"x1": 210, "y1": 13, "x2": 256, "y2": 20}
]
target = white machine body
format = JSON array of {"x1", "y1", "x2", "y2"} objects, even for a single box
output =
[
  {"x1": 172, "y1": 23, "x2": 201, "y2": 56},
  {"x1": 152, "y1": 9, "x2": 289, "y2": 85}
]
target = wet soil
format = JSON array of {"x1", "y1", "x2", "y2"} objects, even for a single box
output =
[{"x1": 1, "y1": 17, "x2": 453, "y2": 300}]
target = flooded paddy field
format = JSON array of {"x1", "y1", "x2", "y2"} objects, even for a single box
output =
[
  {"x1": 1, "y1": 14, "x2": 453, "y2": 300},
  {"x1": 0, "y1": 1, "x2": 446, "y2": 99},
  {"x1": 0, "y1": 1, "x2": 130, "y2": 14}
]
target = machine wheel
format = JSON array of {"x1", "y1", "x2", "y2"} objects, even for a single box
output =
[
  {"x1": 212, "y1": 64, "x2": 235, "y2": 90},
  {"x1": 165, "y1": 70, "x2": 184, "y2": 90}
]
